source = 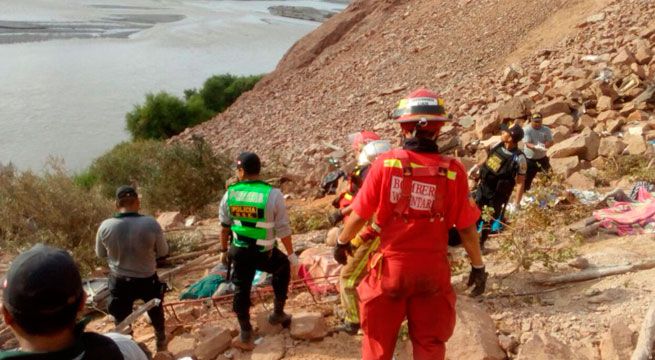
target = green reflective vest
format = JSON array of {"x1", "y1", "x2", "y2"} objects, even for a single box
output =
[{"x1": 226, "y1": 181, "x2": 275, "y2": 251}]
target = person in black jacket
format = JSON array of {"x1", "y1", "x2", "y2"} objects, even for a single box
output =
[{"x1": 473, "y1": 124, "x2": 527, "y2": 248}]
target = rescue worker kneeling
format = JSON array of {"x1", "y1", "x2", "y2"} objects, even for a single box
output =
[{"x1": 336, "y1": 89, "x2": 487, "y2": 360}]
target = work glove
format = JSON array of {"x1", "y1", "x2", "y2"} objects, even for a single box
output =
[
  {"x1": 467, "y1": 265, "x2": 488, "y2": 297},
  {"x1": 288, "y1": 253, "x2": 299, "y2": 267},
  {"x1": 333, "y1": 242, "x2": 353, "y2": 265},
  {"x1": 328, "y1": 210, "x2": 345, "y2": 226}
]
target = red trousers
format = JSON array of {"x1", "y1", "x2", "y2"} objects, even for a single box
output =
[{"x1": 357, "y1": 252, "x2": 456, "y2": 360}]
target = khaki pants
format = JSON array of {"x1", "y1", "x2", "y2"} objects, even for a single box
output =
[{"x1": 339, "y1": 237, "x2": 380, "y2": 324}]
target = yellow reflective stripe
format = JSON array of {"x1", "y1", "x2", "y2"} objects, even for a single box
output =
[
  {"x1": 383, "y1": 159, "x2": 402, "y2": 168},
  {"x1": 382, "y1": 159, "x2": 425, "y2": 169},
  {"x1": 344, "y1": 193, "x2": 353, "y2": 201},
  {"x1": 383, "y1": 158, "x2": 457, "y2": 180}
]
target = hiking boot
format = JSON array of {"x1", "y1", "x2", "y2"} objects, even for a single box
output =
[
  {"x1": 268, "y1": 311, "x2": 292, "y2": 328},
  {"x1": 334, "y1": 321, "x2": 360, "y2": 335},
  {"x1": 232, "y1": 329, "x2": 256, "y2": 351},
  {"x1": 155, "y1": 331, "x2": 167, "y2": 351}
]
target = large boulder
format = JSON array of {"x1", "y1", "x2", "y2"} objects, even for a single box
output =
[
  {"x1": 535, "y1": 99, "x2": 571, "y2": 117},
  {"x1": 547, "y1": 130, "x2": 599, "y2": 160},
  {"x1": 290, "y1": 312, "x2": 328, "y2": 340},
  {"x1": 168, "y1": 334, "x2": 196, "y2": 358},
  {"x1": 476, "y1": 113, "x2": 501, "y2": 139},
  {"x1": 598, "y1": 136, "x2": 626, "y2": 157},
  {"x1": 497, "y1": 96, "x2": 534, "y2": 120},
  {"x1": 548, "y1": 134, "x2": 587, "y2": 158},
  {"x1": 624, "y1": 134, "x2": 649, "y2": 155},
  {"x1": 252, "y1": 334, "x2": 286, "y2": 360},
  {"x1": 613, "y1": 49, "x2": 636, "y2": 66},
  {"x1": 552, "y1": 125, "x2": 573, "y2": 143},
  {"x1": 157, "y1": 212, "x2": 184, "y2": 230},
  {"x1": 599, "y1": 319, "x2": 634, "y2": 360},
  {"x1": 543, "y1": 113, "x2": 575, "y2": 128},
  {"x1": 582, "y1": 128, "x2": 601, "y2": 161},
  {"x1": 551, "y1": 156, "x2": 580, "y2": 177},
  {"x1": 194, "y1": 328, "x2": 233, "y2": 360},
  {"x1": 517, "y1": 333, "x2": 586, "y2": 360},
  {"x1": 445, "y1": 297, "x2": 505, "y2": 360}
]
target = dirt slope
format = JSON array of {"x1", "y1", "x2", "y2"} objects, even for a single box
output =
[{"x1": 173, "y1": 0, "x2": 609, "y2": 180}]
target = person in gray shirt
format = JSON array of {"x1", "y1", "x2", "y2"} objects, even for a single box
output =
[
  {"x1": 522, "y1": 112, "x2": 554, "y2": 190},
  {"x1": 218, "y1": 152, "x2": 297, "y2": 351},
  {"x1": 96, "y1": 186, "x2": 169, "y2": 351}
]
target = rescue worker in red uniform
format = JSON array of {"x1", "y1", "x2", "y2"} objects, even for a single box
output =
[
  {"x1": 336, "y1": 89, "x2": 487, "y2": 360},
  {"x1": 329, "y1": 131, "x2": 381, "y2": 225}
]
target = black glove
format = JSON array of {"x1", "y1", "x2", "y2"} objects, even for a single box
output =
[
  {"x1": 467, "y1": 265, "x2": 488, "y2": 297},
  {"x1": 328, "y1": 210, "x2": 345, "y2": 226},
  {"x1": 333, "y1": 242, "x2": 352, "y2": 265}
]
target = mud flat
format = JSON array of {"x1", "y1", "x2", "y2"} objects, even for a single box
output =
[{"x1": 268, "y1": 5, "x2": 337, "y2": 22}]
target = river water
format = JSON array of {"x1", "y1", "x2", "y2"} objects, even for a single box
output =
[{"x1": 0, "y1": 0, "x2": 343, "y2": 171}]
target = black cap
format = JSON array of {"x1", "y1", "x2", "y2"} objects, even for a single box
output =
[
  {"x1": 501, "y1": 124, "x2": 525, "y2": 143},
  {"x1": 236, "y1": 152, "x2": 261, "y2": 175},
  {"x1": 115, "y1": 185, "x2": 138, "y2": 200},
  {"x1": 2, "y1": 244, "x2": 83, "y2": 317}
]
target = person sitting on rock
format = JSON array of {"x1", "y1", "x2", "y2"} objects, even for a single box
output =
[
  {"x1": 522, "y1": 112, "x2": 553, "y2": 191},
  {"x1": 472, "y1": 124, "x2": 527, "y2": 249},
  {"x1": 0, "y1": 244, "x2": 147, "y2": 360}
]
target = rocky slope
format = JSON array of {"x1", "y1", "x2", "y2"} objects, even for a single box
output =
[{"x1": 171, "y1": 0, "x2": 655, "y2": 194}]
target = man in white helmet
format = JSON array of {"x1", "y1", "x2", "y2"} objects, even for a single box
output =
[{"x1": 331, "y1": 138, "x2": 391, "y2": 335}]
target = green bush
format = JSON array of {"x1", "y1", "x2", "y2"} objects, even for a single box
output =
[
  {"x1": 0, "y1": 161, "x2": 113, "y2": 274},
  {"x1": 199, "y1": 74, "x2": 262, "y2": 113},
  {"x1": 85, "y1": 138, "x2": 230, "y2": 214},
  {"x1": 126, "y1": 74, "x2": 263, "y2": 140},
  {"x1": 126, "y1": 91, "x2": 190, "y2": 140}
]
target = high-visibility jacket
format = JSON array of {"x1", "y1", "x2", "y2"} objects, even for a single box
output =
[{"x1": 226, "y1": 181, "x2": 276, "y2": 252}]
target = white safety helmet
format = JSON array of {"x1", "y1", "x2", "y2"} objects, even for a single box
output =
[{"x1": 357, "y1": 140, "x2": 392, "y2": 166}]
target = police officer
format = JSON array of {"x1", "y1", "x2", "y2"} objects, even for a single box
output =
[
  {"x1": 474, "y1": 124, "x2": 527, "y2": 248},
  {"x1": 336, "y1": 89, "x2": 486, "y2": 360},
  {"x1": 219, "y1": 152, "x2": 297, "y2": 350}
]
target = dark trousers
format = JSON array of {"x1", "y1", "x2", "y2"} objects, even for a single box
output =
[
  {"x1": 229, "y1": 246, "x2": 290, "y2": 331},
  {"x1": 108, "y1": 274, "x2": 165, "y2": 335},
  {"x1": 525, "y1": 157, "x2": 550, "y2": 191},
  {"x1": 475, "y1": 191, "x2": 507, "y2": 246}
]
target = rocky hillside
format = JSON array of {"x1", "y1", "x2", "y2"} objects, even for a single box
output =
[{"x1": 173, "y1": 0, "x2": 637, "y2": 187}]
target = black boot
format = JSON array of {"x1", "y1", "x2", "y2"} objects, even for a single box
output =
[
  {"x1": 268, "y1": 300, "x2": 291, "y2": 328},
  {"x1": 155, "y1": 330, "x2": 167, "y2": 351},
  {"x1": 233, "y1": 318, "x2": 256, "y2": 351}
]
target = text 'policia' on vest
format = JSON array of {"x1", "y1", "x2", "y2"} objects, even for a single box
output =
[{"x1": 226, "y1": 180, "x2": 276, "y2": 252}]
